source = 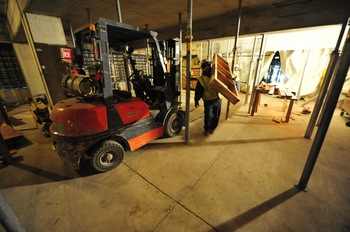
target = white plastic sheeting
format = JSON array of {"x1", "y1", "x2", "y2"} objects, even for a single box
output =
[{"x1": 280, "y1": 49, "x2": 332, "y2": 97}]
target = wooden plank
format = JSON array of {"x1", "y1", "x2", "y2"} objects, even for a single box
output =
[
  {"x1": 0, "y1": 125, "x2": 22, "y2": 141},
  {"x1": 210, "y1": 54, "x2": 240, "y2": 105},
  {"x1": 211, "y1": 78, "x2": 240, "y2": 105},
  {"x1": 217, "y1": 62, "x2": 232, "y2": 79},
  {"x1": 279, "y1": 89, "x2": 286, "y2": 97}
]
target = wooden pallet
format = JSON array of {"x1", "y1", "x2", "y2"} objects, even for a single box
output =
[{"x1": 210, "y1": 54, "x2": 240, "y2": 105}]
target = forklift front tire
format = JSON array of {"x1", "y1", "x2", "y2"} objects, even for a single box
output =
[
  {"x1": 164, "y1": 111, "x2": 184, "y2": 137},
  {"x1": 90, "y1": 140, "x2": 124, "y2": 172}
]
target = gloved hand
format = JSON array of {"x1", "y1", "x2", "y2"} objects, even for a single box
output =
[{"x1": 195, "y1": 101, "x2": 199, "y2": 108}]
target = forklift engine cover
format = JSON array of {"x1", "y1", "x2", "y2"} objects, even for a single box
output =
[{"x1": 50, "y1": 97, "x2": 150, "y2": 137}]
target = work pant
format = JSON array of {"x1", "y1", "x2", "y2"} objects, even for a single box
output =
[{"x1": 203, "y1": 98, "x2": 222, "y2": 132}]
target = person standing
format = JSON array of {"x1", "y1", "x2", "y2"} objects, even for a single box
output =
[
  {"x1": 194, "y1": 60, "x2": 222, "y2": 136},
  {"x1": 233, "y1": 64, "x2": 240, "y2": 92}
]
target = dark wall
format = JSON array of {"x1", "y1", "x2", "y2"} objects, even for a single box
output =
[
  {"x1": 0, "y1": 14, "x2": 10, "y2": 42},
  {"x1": 34, "y1": 44, "x2": 68, "y2": 104}
]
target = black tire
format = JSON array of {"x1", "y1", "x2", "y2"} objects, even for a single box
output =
[
  {"x1": 164, "y1": 111, "x2": 184, "y2": 137},
  {"x1": 90, "y1": 140, "x2": 124, "y2": 172}
]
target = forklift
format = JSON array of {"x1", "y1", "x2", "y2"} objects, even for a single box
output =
[{"x1": 50, "y1": 18, "x2": 184, "y2": 172}]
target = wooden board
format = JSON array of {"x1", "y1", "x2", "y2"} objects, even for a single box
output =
[
  {"x1": 210, "y1": 54, "x2": 240, "y2": 105},
  {"x1": 0, "y1": 125, "x2": 22, "y2": 140}
]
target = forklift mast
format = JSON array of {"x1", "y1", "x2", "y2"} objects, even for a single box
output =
[{"x1": 92, "y1": 18, "x2": 181, "y2": 132}]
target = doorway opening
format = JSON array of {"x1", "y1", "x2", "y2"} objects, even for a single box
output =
[{"x1": 263, "y1": 51, "x2": 286, "y2": 84}]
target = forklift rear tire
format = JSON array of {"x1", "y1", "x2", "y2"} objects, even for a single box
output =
[
  {"x1": 90, "y1": 140, "x2": 124, "y2": 172},
  {"x1": 164, "y1": 111, "x2": 184, "y2": 137}
]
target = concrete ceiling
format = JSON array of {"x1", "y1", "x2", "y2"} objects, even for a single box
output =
[
  {"x1": 25, "y1": 0, "x2": 287, "y2": 32},
  {"x1": 3, "y1": 0, "x2": 350, "y2": 42}
]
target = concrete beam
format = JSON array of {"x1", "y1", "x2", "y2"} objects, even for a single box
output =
[{"x1": 157, "y1": 0, "x2": 350, "y2": 41}]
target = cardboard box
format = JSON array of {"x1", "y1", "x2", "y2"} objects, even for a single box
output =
[{"x1": 210, "y1": 54, "x2": 240, "y2": 105}]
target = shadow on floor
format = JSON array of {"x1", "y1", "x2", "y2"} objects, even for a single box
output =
[{"x1": 214, "y1": 187, "x2": 301, "y2": 231}]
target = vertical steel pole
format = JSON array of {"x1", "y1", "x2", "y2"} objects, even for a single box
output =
[
  {"x1": 226, "y1": 39, "x2": 230, "y2": 60},
  {"x1": 0, "y1": 194, "x2": 25, "y2": 232},
  {"x1": 68, "y1": 20, "x2": 76, "y2": 48},
  {"x1": 295, "y1": 29, "x2": 350, "y2": 191},
  {"x1": 296, "y1": 48, "x2": 311, "y2": 100},
  {"x1": 304, "y1": 18, "x2": 349, "y2": 138},
  {"x1": 207, "y1": 40, "x2": 211, "y2": 59},
  {"x1": 244, "y1": 36, "x2": 257, "y2": 107},
  {"x1": 248, "y1": 34, "x2": 265, "y2": 114},
  {"x1": 184, "y1": 0, "x2": 193, "y2": 144},
  {"x1": 145, "y1": 24, "x2": 150, "y2": 76},
  {"x1": 225, "y1": 0, "x2": 242, "y2": 120},
  {"x1": 85, "y1": 8, "x2": 92, "y2": 23},
  {"x1": 116, "y1": 0, "x2": 122, "y2": 23},
  {"x1": 179, "y1": 13, "x2": 183, "y2": 106}
]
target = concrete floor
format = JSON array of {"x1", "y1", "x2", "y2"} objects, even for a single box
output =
[{"x1": 1, "y1": 93, "x2": 350, "y2": 232}]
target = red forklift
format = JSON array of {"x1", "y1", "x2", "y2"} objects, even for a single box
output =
[{"x1": 50, "y1": 18, "x2": 184, "y2": 172}]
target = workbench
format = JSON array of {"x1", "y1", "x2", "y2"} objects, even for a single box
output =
[{"x1": 251, "y1": 87, "x2": 297, "y2": 123}]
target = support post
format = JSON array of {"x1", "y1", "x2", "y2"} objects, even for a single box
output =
[
  {"x1": 116, "y1": 0, "x2": 122, "y2": 23},
  {"x1": 178, "y1": 13, "x2": 183, "y2": 106},
  {"x1": 68, "y1": 20, "x2": 76, "y2": 48},
  {"x1": 225, "y1": 0, "x2": 242, "y2": 120},
  {"x1": 248, "y1": 34, "x2": 265, "y2": 114},
  {"x1": 295, "y1": 28, "x2": 350, "y2": 191},
  {"x1": 145, "y1": 24, "x2": 150, "y2": 76},
  {"x1": 304, "y1": 18, "x2": 349, "y2": 138},
  {"x1": 184, "y1": 0, "x2": 193, "y2": 144},
  {"x1": 207, "y1": 40, "x2": 211, "y2": 59},
  {"x1": 85, "y1": 8, "x2": 92, "y2": 23},
  {"x1": 0, "y1": 194, "x2": 25, "y2": 232},
  {"x1": 244, "y1": 36, "x2": 257, "y2": 107}
]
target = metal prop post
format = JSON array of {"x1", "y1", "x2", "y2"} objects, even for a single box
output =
[
  {"x1": 248, "y1": 34, "x2": 265, "y2": 114},
  {"x1": 184, "y1": 0, "x2": 193, "y2": 144},
  {"x1": 179, "y1": 13, "x2": 183, "y2": 107},
  {"x1": 0, "y1": 194, "x2": 25, "y2": 232},
  {"x1": 68, "y1": 20, "x2": 76, "y2": 48},
  {"x1": 304, "y1": 18, "x2": 349, "y2": 138},
  {"x1": 116, "y1": 0, "x2": 122, "y2": 23},
  {"x1": 225, "y1": 0, "x2": 242, "y2": 120},
  {"x1": 244, "y1": 36, "x2": 257, "y2": 107},
  {"x1": 295, "y1": 28, "x2": 350, "y2": 191}
]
